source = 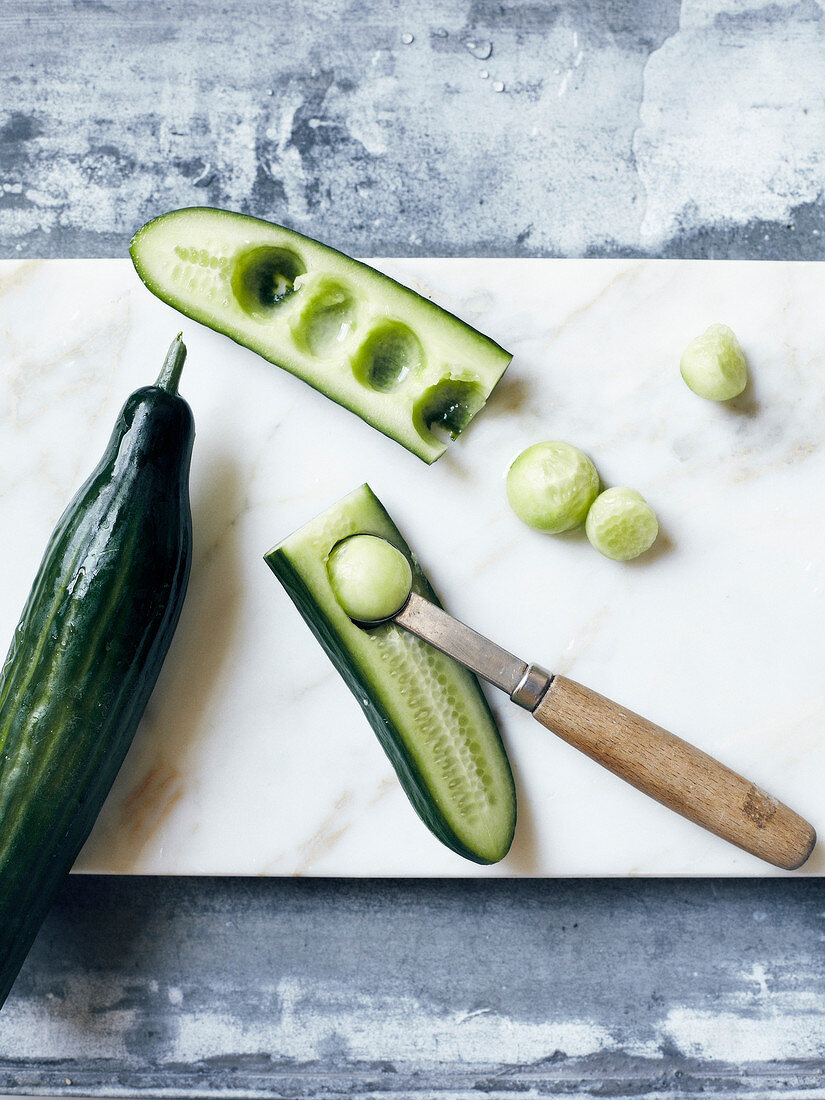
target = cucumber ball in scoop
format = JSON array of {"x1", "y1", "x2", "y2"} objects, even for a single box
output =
[{"x1": 328, "y1": 535, "x2": 413, "y2": 623}]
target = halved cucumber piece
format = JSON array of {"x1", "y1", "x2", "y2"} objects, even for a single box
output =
[
  {"x1": 265, "y1": 485, "x2": 516, "y2": 864},
  {"x1": 130, "y1": 208, "x2": 512, "y2": 463}
]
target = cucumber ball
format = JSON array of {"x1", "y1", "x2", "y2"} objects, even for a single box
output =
[
  {"x1": 507, "y1": 441, "x2": 600, "y2": 533},
  {"x1": 585, "y1": 488, "x2": 658, "y2": 561},
  {"x1": 680, "y1": 323, "x2": 748, "y2": 401},
  {"x1": 328, "y1": 534, "x2": 413, "y2": 622}
]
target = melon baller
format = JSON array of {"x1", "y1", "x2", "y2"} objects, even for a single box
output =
[{"x1": 354, "y1": 564, "x2": 816, "y2": 871}]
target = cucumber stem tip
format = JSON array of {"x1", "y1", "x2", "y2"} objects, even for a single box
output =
[{"x1": 156, "y1": 334, "x2": 187, "y2": 394}]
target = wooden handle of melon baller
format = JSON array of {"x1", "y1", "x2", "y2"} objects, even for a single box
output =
[{"x1": 533, "y1": 675, "x2": 816, "y2": 869}]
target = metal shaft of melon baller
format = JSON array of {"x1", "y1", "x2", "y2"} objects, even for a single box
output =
[
  {"x1": 391, "y1": 592, "x2": 816, "y2": 870},
  {"x1": 394, "y1": 592, "x2": 551, "y2": 707}
]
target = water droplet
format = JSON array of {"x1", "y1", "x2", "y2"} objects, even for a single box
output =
[
  {"x1": 492, "y1": 80, "x2": 505, "y2": 93},
  {"x1": 401, "y1": 32, "x2": 414, "y2": 45},
  {"x1": 479, "y1": 69, "x2": 489, "y2": 79},
  {"x1": 465, "y1": 39, "x2": 492, "y2": 60}
]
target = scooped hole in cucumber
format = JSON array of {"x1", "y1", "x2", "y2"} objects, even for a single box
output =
[
  {"x1": 352, "y1": 322, "x2": 423, "y2": 393},
  {"x1": 231, "y1": 246, "x2": 306, "y2": 317},
  {"x1": 413, "y1": 377, "x2": 486, "y2": 443},
  {"x1": 293, "y1": 280, "x2": 357, "y2": 357}
]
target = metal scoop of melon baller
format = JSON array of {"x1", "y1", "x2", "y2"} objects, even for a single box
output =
[{"x1": 362, "y1": 587, "x2": 816, "y2": 870}]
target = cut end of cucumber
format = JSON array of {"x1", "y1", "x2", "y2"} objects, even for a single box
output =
[
  {"x1": 130, "y1": 208, "x2": 512, "y2": 463},
  {"x1": 265, "y1": 484, "x2": 516, "y2": 865}
]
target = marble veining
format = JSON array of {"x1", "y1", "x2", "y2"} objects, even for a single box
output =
[{"x1": 0, "y1": 256, "x2": 823, "y2": 878}]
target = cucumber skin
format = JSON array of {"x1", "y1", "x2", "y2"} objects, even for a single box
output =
[
  {"x1": 266, "y1": 489, "x2": 516, "y2": 866},
  {"x1": 0, "y1": 384, "x2": 194, "y2": 1009}
]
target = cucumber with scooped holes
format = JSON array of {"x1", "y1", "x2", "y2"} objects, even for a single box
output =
[
  {"x1": 130, "y1": 208, "x2": 511, "y2": 463},
  {"x1": 265, "y1": 484, "x2": 516, "y2": 864}
]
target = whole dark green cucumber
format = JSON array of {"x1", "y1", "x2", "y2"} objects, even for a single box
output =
[{"x1": 0, "y1": 336, "x2": 194, "y2": 1009}]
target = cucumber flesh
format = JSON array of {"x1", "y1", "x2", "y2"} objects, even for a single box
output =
[
  {"x1": 130, "y1": 208, "x2": 512, "y2": 463},
  {"x1": 265, "y1": 485, "x2": 516, "y2": 864},
  {"x1": 327, "y1": 534, "x2": 412, "y2": 623}
]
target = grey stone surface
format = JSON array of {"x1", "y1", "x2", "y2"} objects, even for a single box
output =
[
  {"x1": 2, "y1": 0, "x2": 824, "y2": 260},
  {"x1": 1, "y1": 0, "x2": 825, "y2": 1095},
  {"x1": 2, "y1": 877, "x2": 825, "y2": 1097}
]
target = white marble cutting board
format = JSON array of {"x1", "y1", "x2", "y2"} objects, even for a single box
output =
[{"x1": 0, "y1": 257, "x2": 823, "y2": 877}]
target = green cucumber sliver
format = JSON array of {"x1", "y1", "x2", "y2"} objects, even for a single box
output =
[
  {"x1": 264, "y1": 484, "x2": 516, "y2": 864},
  {"x1": 131, "y1": 208, "x2": 512, "y2": 463}
]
